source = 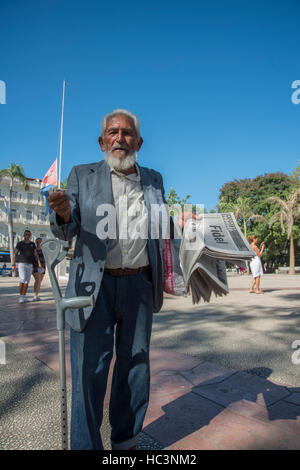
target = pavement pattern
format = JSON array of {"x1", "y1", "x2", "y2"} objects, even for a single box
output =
[{"x1": 0, "y1": 273, "x2": 300, "y2": 450}]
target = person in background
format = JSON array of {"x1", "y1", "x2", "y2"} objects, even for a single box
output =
[
  {"x1": 12, "y1": 230, "x2": 42, "y2": 303},
  {"x1": 32, "y1": 237, "x2": 46, "y2": 301},
  {"x1": 248, "y1": 235, "x2": 265, "y2": 294}
]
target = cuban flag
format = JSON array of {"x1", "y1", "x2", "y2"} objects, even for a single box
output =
[{"x1": 40, "y1": 159, "x2": 57, "y2": 215}]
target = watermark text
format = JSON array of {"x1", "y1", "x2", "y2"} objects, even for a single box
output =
[
  {"x1": 0, "y1": 340, "x2": 6, "y2": 365},
  {"x1": 291, "y1": 340, "x2": 300, "y2": 365},
  {"x1": 95, "y1": 200, "x2": 204, "y2": 249},
  {"x1": 0, "y1": 80, "x2": 6, "y2": 104},
  {"x1": 291, "y1": 80, "x2": 300, "y2": 104}
]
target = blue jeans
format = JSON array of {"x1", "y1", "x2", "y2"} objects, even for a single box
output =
[{"x1": 70, "y1": 270, "x2": 153, "y2": 450}]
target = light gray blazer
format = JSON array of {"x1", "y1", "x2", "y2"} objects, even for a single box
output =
[{"x1": 50, "y1": 160, "x2": 167, "y2": 332}]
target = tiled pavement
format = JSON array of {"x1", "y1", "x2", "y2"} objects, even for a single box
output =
[{"x1": 1, "y1": 279, "x2": 300, "y2": 450}]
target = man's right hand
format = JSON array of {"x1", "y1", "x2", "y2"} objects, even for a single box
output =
[{"x1": 48, "y1": 189, "x2": 71, "y2": 223}]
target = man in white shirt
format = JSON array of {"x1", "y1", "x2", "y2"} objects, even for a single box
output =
[{"x1": 12, "y1": 230, "x2": 42, "y2": 303}]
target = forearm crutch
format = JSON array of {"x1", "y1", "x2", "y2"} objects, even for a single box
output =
[{"x1": 42, "y1": 239, "x2": 95, "y2": 450}]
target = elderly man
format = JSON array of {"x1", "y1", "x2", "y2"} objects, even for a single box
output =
[{"x1": 49, "y1": 109, "x2": 193, "y2": 450}]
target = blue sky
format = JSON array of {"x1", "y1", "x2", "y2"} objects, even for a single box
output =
[{"x1": 1, "y1": 0, "x2": 300, "y2": 210}]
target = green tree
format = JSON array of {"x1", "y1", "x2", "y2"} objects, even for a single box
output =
[
  {"x1": 268, "y1": 188, "x2": 300, "y2": 274},
  {"x1": 166, "y1": 187, "x2": 193, "y2": 216},
  {"x1": 54, "y1": 178, "x2": 68, "y2": 191},
  {"x1": 166, "y1": 187, "x2": 207, "y2": 216},
  {"x1": 167, "y1": 187, "x2": 191, "y2": 207},
  {"x1": 219, "y1": 172, "x2": 297, "y2": 271},
  {"x1": 219, "y1": 172, "x2": 291, "y2": 202},
  {"x1": 219, "y1": 196, "x2": 267, "y2": 274},
  {"x1": 0, "y1": 164, "x2": 28, "y2": 272},
  {"x1": 290, "y1": 160, "x2": 300, "y2": 188}
]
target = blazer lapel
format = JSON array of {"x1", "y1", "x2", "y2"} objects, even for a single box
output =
[
  {"x1": 139, "y1": 165, "x2": 166, "y2": 241},
  {"x1": 87, "y1": 160, "x2": 113, "y2": 206},
  {"x1": 139, "y1": 165, "x2": 164, "y2": 206}
]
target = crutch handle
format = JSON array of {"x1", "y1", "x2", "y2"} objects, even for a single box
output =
[{"x1": 61, "y1": 294, "x2": 95, "y2": 313}]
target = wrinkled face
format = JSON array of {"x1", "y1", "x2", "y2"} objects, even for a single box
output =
[{"x1": 99, "y1": 114, "x2": 143, "y2": 159}]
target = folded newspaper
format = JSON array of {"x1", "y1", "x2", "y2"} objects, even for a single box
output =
[{"x1": 163, "y1": 212, "x2": 256, "y2": 304}]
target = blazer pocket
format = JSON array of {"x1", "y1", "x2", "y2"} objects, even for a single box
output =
[{"x1": 138, "y1": 269, "x2": 153, "y2": 289}]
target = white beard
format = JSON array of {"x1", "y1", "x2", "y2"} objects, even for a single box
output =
[{"x1": 104, "y1": 151, "x2": 137, "y2": 171}]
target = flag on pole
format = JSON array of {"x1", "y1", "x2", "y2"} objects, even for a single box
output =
[
  {"x1": 40, "y1": 81, "x2": 66, "y2": 216},
  {"x1": 42, "y1": 159, "x2": 57, "y2": 186},
  {"x1": 40, "y1": 159, "x2": 57, "y2": 215},
  {"x1": 40, "y1": 185, "x2": 53, "y2": 216}
]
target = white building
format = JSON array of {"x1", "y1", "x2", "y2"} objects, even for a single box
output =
[
  {"x1": 0, "y1": 175, "x2": 52, "y2": 250},
  {"x1": 0, "y1": 174, "x2": 71, "y2": 279}
]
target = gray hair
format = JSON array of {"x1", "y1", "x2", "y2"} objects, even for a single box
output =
[{"x1": 101, "y1": 108, "x2": 141, "y2": 138}]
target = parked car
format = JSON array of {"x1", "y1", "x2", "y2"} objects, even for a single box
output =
[{"x1": 0, "y1": 252, "x2": 18, "y2": 276}]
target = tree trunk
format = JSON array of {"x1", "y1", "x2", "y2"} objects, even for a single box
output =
[
  {"x1": 7, "y1": 184, "x2": 16, "y2": 276},
  {"x1": 243, "y1": 220, "x2": 250, "y2": 274},
  {"x1": 289, "y1": 231, "x2": 295, "y2": 275},
  {"x1": 243, "y1": 219, "x2": 247, "y2": 238}
]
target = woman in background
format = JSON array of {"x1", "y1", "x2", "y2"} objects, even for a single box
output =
[
  {"x1": 248, "y1": 235, "x2": 265, "y2": 294},
  {"x1": 32, "y1": 237, "x2": 46, "y2": 301}
]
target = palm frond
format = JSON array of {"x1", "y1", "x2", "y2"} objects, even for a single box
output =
[
  {"x1": 268, "y1": 196, "x2": 289, "y2": 213},
  {"x1": 234, "y1": 208, "x2": 241, "y2": 219},
  {"x1": 294, "y1": 206, "x2": 300, "y2": 221},
  {"x1": 0, "y1": 163, "x2": 27, "y2": 189},
  {"x1": 280, "y1": 212, "x2": 287, "y2": 234},
  {"x1": 0, "y1": 169, "x2": 10, "y2": 180},
  {"x1": 249, "y1": 214, "x2": 267, "y2": 224},
  {"x1": 287, "y1": 216, "x2": 294, "y2": 239},
  {"x1": 269, "y1": 212, "x2": 286, "y2": 231},
  {"x1": 290, "y1": 188, "x2": 300, "y2": 208}
]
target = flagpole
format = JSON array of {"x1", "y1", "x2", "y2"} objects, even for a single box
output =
[
  {"x1": 58, "y1": 80, "x2": 66, "y2": 190},
  {"x1": 57, "y1": 80, "x2": 65, "y2": 285},
  {"x1": 56, "y1": 82, "x2": 67, "y2": 433}
]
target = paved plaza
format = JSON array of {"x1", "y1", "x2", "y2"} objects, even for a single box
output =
[{"x1": 0, "y1": 272, "x2": 300, "y2": 450}]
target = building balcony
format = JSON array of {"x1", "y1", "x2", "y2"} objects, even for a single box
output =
[
  {"x1": 10, "y1": 197, "x2": 45, "y2": 207},
  {"x1": 0, "y1": 217, "x2": 49, "y2": 226}
]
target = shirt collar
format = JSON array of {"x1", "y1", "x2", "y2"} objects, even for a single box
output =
[{"x1": 110, "y1": 163, "x2": 140, "y2": 181}]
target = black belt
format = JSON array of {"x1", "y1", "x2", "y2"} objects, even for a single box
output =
[{"x1": 104, "y1": 266, "x2": 150, "y2": 277}]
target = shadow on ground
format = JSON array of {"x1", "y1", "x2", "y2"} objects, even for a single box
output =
[{"x1": 144, "y1": 366, "x2": 300, "y2": 449}]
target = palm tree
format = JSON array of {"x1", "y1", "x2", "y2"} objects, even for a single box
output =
[
  {"x1": 0, "y1": 164, "x2": 28, "y2": 272},
  {"x1": 268, "y1": 188, "x2": 300, "y2": 275},
  {"x1": 219, "y1": 196, "x2": 267, "y2": 273},
  {"x1": 219, "y1": 196, "x2": 254, "y2": 237},
  {"x1": 219, "y1": 197, "x2": 250, "y2": 273}
]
